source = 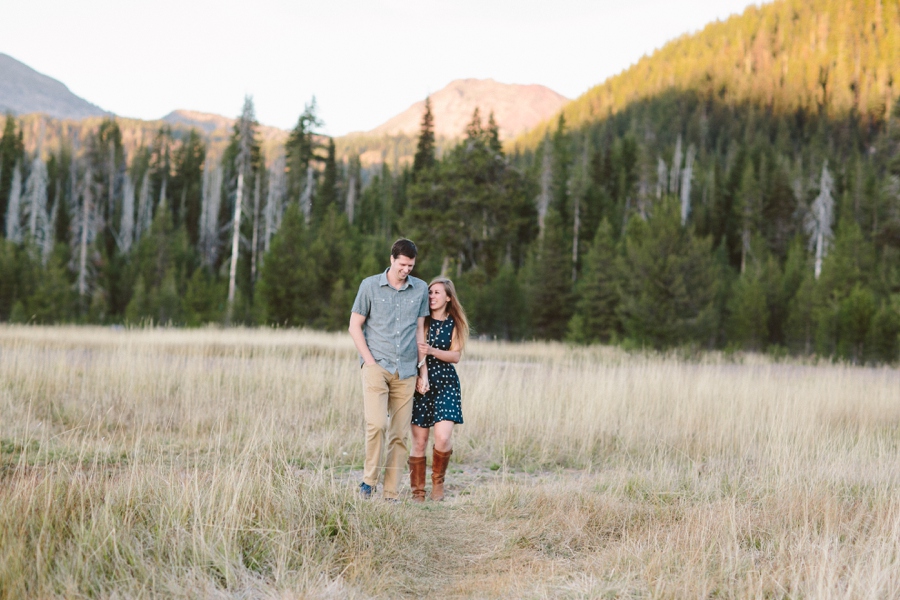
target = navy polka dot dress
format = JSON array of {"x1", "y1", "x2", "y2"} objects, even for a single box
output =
[{"x1": 412, "y1": 316, "x2": 463, "y2": 427}]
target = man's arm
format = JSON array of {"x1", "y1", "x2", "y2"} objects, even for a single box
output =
[
  {"x1": 416, "y1": 316, "x2": 427, "y2": 368},
  {"x1": 416, "y1": 316, "x2": 429, "y2": 392},
  {"x1": 349, "y1": 312, "x2": 376, "y2": 365}
]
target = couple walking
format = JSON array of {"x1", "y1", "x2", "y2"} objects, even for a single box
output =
[{"x1": 348, "y1": 239, "x2": 469, "y2": 502}]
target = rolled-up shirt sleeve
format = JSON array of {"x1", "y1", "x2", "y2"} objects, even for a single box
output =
[
  {"x1": 351, "y1": 281, "x2": 371, "y2": 316},
  {"x1": 418, "y1": 286, "x2": 429, "y2": 318}
]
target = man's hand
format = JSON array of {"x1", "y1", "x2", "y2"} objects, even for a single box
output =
[{"x1": 416, "y1": 375, "x2": 430, "y2": 394}]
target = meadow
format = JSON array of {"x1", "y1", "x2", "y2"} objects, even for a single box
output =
[{"x1": 1, "y1": 325, "x2": 899, "y2": 599}]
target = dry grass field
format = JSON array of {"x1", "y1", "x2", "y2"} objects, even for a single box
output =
[{"x1": 1, "y1": 325, "x2": 899, "y2": 599}]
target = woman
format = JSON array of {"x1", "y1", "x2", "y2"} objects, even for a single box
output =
[{"x1": 409, "y1": 277, "x2": 469, "y2": 502}]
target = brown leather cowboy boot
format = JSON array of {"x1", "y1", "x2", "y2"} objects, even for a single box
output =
[
  {"x1": 430, "y1": 448, "x2": 452, "y2": 501},
  {"x1": 408, "y1": 456, "x2": 426, "y2": 503}
]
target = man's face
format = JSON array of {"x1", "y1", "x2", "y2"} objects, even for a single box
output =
[{"x1": 390, "y1": 254, "x2": 416, "y2": 280}]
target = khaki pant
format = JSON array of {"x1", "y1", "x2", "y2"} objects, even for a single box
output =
[{"x1": 361, "y1": 364, "x2": 416, "y2": 499}]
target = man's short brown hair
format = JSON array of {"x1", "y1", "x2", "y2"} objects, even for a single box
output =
[{"x1": 391, "y1": 239, "x2": 418, "y2": 259}]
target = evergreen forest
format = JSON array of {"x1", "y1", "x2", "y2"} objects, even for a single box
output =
[{"x1": 1, "y1": 0, "x2": 899, "y2": 364}]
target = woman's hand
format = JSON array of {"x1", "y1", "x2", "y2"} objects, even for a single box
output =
[
  {"x1": 417, "y1": 341, "x2": 432, "y2": 356},
  {"x1": 416, "y1": 375, "x2": 430, "y2": 394}
]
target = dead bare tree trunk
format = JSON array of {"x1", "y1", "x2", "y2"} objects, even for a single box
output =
[
  {"x1": 537, "y1": 136, "x2": 552, "y2": 238},
  {"x1": 78, "y1": 168, "x2": 93, "y2": 299},
  {"x1": 4, "y1": 163, "x2": 22, "y2": 242},
  {"x1": 199, "y1": 161, "x2": 223, "y2": 268},
  {"x1": 571, "y1": 144, "x2": 588, "y2": 283},
  {"x1": 226, "y1": 169, "x2": 244, "y2": 323},
  {"x1": 656, "y1": 157, "x2": 667, "y2": 199},
  {"x1": 108, "y1": 141, "x2": 115, "y2": 215},
  {"x1": 300, "y1": 164, "x2": 315, "y2": 223},
  {"x1": 157, "y1": 176, "x2": 167, "y2": 214},
  {"x1": 680, "y1": 144, "x2": 696, "y2": 226},
  {"x1": 345, "y1": 173, "x2": 357, "y2": 225},
  {"x1": 226, "y1": 96, "x2": 256, "y2": 324},
  {"x1": 264, "y1": 154, "x2": 285, "y2": 255},
  {"x1": 250, "y1": 174, "x2": 261, "y2": 285},
  {"x1": 118, "y1": 172, "x2": 135, "y2": 254},
  {"x1": 669, "y1": 134, "x2": 683, "y2": 197},
  {"x1": 136, "y1": 172, "x2": 151, "y2": 242}
]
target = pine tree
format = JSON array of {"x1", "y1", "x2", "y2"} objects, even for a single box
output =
[
  {"x1": 26, "y1": 244, "x2": 73, "y2": 323},
  {"x1": 4, "y1": 162, "x2": 22, "y2": 242},
  {"x1": 465, "y1": 107, "x2": 482, "y2": 139},
  {"x1": 127, "y1": 207, "x2": 190, "y2": 324},
  {"x1": 486, "y1": 112, "x2": 503, "y2": 155},
  {"x1": 837, "y1": 283, "x2": 876, "y2": 362},
  {"x1": 735, "y1": 161, "x2": 762, "y2": 273},
  {"x1": 529, "y1": 209, "x2": 573, "y2": 340},
  {"x1": 413, "y1": 96, "x2": 436, "y2": 175},
  {"x1": 50, "y1": 142, "x2": 73, "y2": 247},
  {"x1": 618, "y1": 196, "x2": 717, "y2": 347},
  {"x1": 257, "y1": 204, "x2": 315, "y2": 326},
  {"x1": 550, "y1": 114, "x2": 570, "y2": 222},
  {"x1": 285, "y1": 98, "x2": 323, "y2": 203},
  {"x1": 567, "y1": 219, "x2": 619, "y2": 343},
  {"x1": 727, "y1": 266, "x2": 770, "y2": 351},
  {"x1": 867, "y1": 301, "x2": 900, "y2": 363},
  {"x1": 0, "y1": 115, "x2": 25, "y2": 236},
  {"x1": 313, "y1": 138, "x2": 337, "y2": 223},
  {"x1": 183, "y1": 267, "x2": 225, "y2": 326},
  {"x1": 171, "y1": 129, "x2": 206, "y2": 245}
]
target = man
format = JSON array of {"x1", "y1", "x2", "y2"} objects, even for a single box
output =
[{"x1": 349, "y1": 239, "x2": 430, "y2": 500}]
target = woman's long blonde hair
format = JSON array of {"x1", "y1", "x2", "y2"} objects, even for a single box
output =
[{"x1": 428, "y1": 277, "x2": 470, "y2": 350}]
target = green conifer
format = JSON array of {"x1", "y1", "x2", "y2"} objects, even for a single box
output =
[
  {"x1": 618, "y1": 197, "x2": 717, "y2": 347},
  {"x1": 568, "y1": 219, "x2": 619, "y2": 343},
  {"x1": 413, "y1": 97, "x2": 436, "y2": 175}
]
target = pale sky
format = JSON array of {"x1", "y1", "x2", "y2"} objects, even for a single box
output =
[{"x1": 3, "y1": 1, "x2": 759, "y2": 136}]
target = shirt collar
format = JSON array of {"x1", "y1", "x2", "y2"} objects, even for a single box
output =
[{"x1": 379, "y1": 268, "x2": 413, "y2": 291}]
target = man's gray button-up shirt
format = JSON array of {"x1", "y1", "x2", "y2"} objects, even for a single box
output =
[{"x1": 351, "y1": 269, "x2": 429, "y2": 379}]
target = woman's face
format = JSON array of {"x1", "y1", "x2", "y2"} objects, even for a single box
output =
[{"x1": 429, "y1": 283, "x2": 450, "y2": 314}]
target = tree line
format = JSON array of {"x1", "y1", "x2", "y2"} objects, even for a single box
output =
[{"x1": 1, "y1": 86, "x2": 899, "y2": 363}]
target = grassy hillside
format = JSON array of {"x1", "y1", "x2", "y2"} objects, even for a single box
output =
[{"x1": 517, "y1": 0, "x2": 900, "y2": 149}]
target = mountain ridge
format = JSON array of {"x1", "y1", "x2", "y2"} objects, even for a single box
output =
[
  {"x1": 516, "y1": 0, "x2": 900, "y2": 148},
  {"x1": 1, "y1": 50, "x2": 567, "y2": 166},
  {"x1": 0, "y1": 52, "x2": 108, "y2": 120},
  {"x1": 336, "y1": 78, "x2": 569, "y2": 165},
  {"x1": 364, "y1": 78, "x2": 569, "y2": 140}
]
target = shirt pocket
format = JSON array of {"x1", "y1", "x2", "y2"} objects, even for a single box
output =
[
  {"x1": 370, "y1": 297, "x2": 390, "y2": 319},
  {"x1": 400, "y1": 295, "x2": 421, "y2": 322}
]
